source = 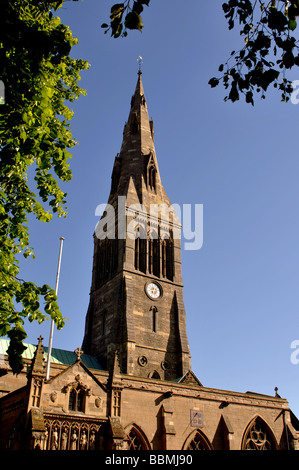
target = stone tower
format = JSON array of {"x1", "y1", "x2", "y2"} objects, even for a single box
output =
[{"x1": 82, "y1": 71, "x2": 191, "y2": 380}]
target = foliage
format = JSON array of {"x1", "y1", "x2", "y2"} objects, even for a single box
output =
[
  {"x1": 104, "y1": 0, "x2": 299, "y2": 104},
  {"x1": 0, "y1": 0, "x2": 88, "y2": 374},
  {"x1": 209, "y1": 1, "x2": 299, "y2": 104},
  {"x1": 101, "y1": 0, "x2": 150, "y2": 38}
]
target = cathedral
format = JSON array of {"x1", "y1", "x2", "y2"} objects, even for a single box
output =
[{"x1": 0, "y1": 71, "x2": 298, "y2": 451}]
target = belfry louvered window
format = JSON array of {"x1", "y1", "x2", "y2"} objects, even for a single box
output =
[{"x1": 135, "y1": 226, "x2": 146, "y2": 273}]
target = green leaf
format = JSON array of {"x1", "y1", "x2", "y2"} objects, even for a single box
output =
[
  {"x1": 288, "y1": 19, "x2": 297, "y2": 31},
  {"x1": 124, "y1": 11, "x2": 144, "y2": 31}
]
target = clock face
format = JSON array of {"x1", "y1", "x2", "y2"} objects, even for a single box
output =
[{"x1": 146, "y1": 282, "x2": 161, "y2": 299}]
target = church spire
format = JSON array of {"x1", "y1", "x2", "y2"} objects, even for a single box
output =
[
  {"x1": 121, "y1": 69, "x2": 154, "y2": 156},
  {"x1": 108, "y1": 71, "x2": 168, "y2": 209},
  {"x1": 83, "y1": 72, "x2": 191, "y2": 380}
]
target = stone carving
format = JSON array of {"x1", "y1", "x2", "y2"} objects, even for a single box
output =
[
  {"x1": 70, "y1": 429, "x2": 78, "y2": 450},
  {"x1": 51, "y1": 428, "x2": 58, "y2": 450},
  {"x1": 44, "y1": 417, "x2": 102, "y2": 451},
  {"x1": 50, "y1": 391, "x2": 57, "y2": 403},
  {"x1": 95, "y1": 397, "x2": 102, "y2": 409}
]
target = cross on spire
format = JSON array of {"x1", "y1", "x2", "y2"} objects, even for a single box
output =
[{"x1": 74, "y1": 347, "x2": 84, "y2": 361}]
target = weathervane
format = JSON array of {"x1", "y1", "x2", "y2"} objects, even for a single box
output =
[{"x1": 137, "y1": 56, "x2": 143, "y2": 73}]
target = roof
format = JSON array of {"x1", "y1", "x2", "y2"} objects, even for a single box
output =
[{"x1": 0, "y1": 338, "x2": 104, "y2": 371}]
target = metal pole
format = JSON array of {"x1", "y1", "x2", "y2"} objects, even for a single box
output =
[{"x1": 45, "y1": 237, "x2": 64, "y2": 381}]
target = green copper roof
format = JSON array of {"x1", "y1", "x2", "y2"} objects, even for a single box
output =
[{"x1": 0, "y1": 338, "x2": 104, "y2": 371}]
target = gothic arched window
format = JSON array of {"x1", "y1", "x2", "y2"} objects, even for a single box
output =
[
  {"x1": 166, "y1": 232, "x2": 174, "y2": 281},
  {"x1": 153, "y1": 237, "x2": 160, "y2": 277},
  {"x1": 126, "y1": 427, "x2": 149, "y2": 450},
  {"x1": 161, "y1": 240, "x2": 166, "y2": 278},
  {"x1": 148, "y1": 231, "x2": 159, "y2": 277},
  {"x1": 148, "y1": 370, "x2": 161, "y2": 379},
  {"x1": 68, "y1": 388, "x2": 86, "y2": 413},
  {"x1": 147, "y1": 154, "x2": 157, "y2": 192},
  {"x1": 184, "y1": 431, "x2": 211, "y2": 450},
  {"x1": 151, "y1": 306, "x2": 158, "y2": 332},
  {"x1": 242, "y1": 418, "x2": 276, "y2": 450},
  {"x1": 148, "y1": 164, "x2": 156, "y2": 191},
  {"x1": 135, "y1": 226, "x2": 146, "y2": 273}
]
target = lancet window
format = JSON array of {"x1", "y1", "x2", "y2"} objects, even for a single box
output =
[
  {"x1": 147, "y1": 155, "x2": 157, "y2": 192},
  {"x1": 151, "y1": 306, "x2": 158, "y2": 332},
  {"x1": 165, "y1": 233, "x2": 174, "y2": 281},
  {"x1": 69, "y1": 388, "x2": 85, "y2": 412},
  {"x1": 127, "y1": 428, "x2": 148, "y2": 450},
  {"x1": 134, "y1": 229, "x2": 174, "y2": 281},
  {"x1": 112, "y1": 390, "x2": 121, "y2": 417},
  {"x1": 148, "y1": 231, "x2": 160, "y2": 277},
  {"x1": 134, "y1": 226, "x2": 146, "y2": 273},
  {"x1": 32, "y1": 378, "x2": 42, "y2": 407},
  {"x1": 148, "y1": 163, "x2": 156, "y2": 191},
  {"x1": 185, "y1": 431, "x2": 211, "y2": 450}
]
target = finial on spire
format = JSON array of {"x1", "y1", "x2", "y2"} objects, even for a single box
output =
[
  {"x1": 75, "y1": 347, "x2": 84, "y2": 361},
  {"x1": 137, "y1": 56, "x2": 143, "y2": 74}
]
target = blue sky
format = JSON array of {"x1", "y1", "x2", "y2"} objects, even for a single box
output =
[{"x1": 17, "y1": 1, "x2": 299, "y2": 416}]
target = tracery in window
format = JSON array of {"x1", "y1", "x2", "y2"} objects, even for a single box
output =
[
  {"x1": 126, "y1": 427, "x2": 149, "y2": 450},
  {"x1": 185, "y1": 431, "x2": 211, "y2": 450},
  {"x1": 242, "y1": 418, "x2": 276, "y2": 450},
  {"x1": 134, "y1": 226, "x2": 174, "y2": 281}
]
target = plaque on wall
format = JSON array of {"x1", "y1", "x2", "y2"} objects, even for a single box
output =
[{"x1": 190, "y1": 410, "x2": 204, "y2": 427}]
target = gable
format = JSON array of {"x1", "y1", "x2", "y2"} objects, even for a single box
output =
[
  {"x1": 41, "y1": 360, "x2": 107, "y2": 417},
  {"x1": 46, "y1": 360, "x2": 107, "y2": 393},
  {"x1": 177, "y1": 370, "x2": 203, "y2": 387}
]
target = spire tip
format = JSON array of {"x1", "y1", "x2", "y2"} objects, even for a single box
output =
[{"x1": 137, "y1": 56, "x2": 143, "y2": 74}]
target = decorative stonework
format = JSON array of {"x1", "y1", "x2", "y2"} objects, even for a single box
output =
[{"x1": 44, "y1": 415, "x2": 104, "y2": 451}]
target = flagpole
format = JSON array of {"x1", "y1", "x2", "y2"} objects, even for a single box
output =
[{"x1": 45, "y1": 237, "x2": 64, "y2": 381}]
